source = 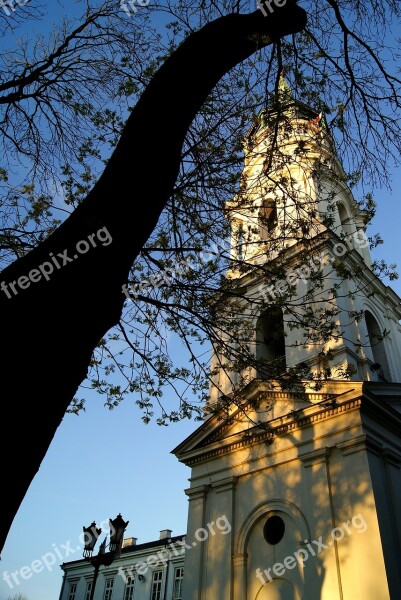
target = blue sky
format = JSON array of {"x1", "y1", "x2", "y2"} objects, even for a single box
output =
[
  {"x1": 0, "y1": 382, "x2": 197, "y2": 600},
  {"x1": 0, "y1": 11, "x2": 198, "y2": 600},
  {"x1": 1, "y1": 3, "x2": 401, "y2": 600}
]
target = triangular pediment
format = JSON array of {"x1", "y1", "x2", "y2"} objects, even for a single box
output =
[{"x1": 172, "y1": 380, "x2": 358, "y2": 464}]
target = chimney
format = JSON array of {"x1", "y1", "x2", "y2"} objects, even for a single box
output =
[
  {"x1": 123, "y1": 537, "x2": 137, "y2": 548},
  {"x1": 159, "y1": 529, "x2": 172, "y2": 540}
]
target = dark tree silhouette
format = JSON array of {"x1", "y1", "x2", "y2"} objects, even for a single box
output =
[{"x1": 0, "y1": 3, "x2": 307, "y2": 553}]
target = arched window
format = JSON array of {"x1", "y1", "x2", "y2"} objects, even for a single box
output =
[
  {"x1": 255, "y1": 308, "x2": 286, "y2": 378},
  {"x1": 232, "y1": 221, "x2": 244, "y2": 262},
  {"x1": 237, "y1": 223, "x2": 244, "y2": 261},
  {"x1": 259, "y1": 199, "x2": 277, "y2": 240},
  {"x1": 365, "y1": 310, "x2": 391, "y2": 381},
  {"x1": 338, "y1": 203, "x2": 353, "y2": 239}
]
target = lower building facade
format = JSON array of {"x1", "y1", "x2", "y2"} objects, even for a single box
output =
[{"x1": 59, "y1": 531, "x2": 185, "y2": 600}]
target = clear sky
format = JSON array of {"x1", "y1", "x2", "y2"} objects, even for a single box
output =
[
  {"x1": 1, "y1": 3, "x2": 401, "y2": 600},
  {"x1": 0, "y1": 382, "x2": 197, "y2": 600},
  {"x1": 0, "y1": 6, "x2": 198, "y2": 599}
]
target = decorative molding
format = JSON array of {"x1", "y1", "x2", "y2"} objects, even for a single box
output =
[
  {"x1": 337, "y1": 434, "x2": 401, "y2": 464},
  {"x1": 363, "y1": 420, "x2": 401, "y2": 454},
  {"x1": 232, "y1": 553, "x2": 247, "y2": 567},
  {"x1": 183, "y1": 399, "x2": 362, "y2": 467},
  {"x1": 199, "y1": 384, "x2": 364, "y2": 449},
  {"x1": 301, "y1": 447, "x2": 330, "y2": 467},
  {"x1": 100, "y1": 568, "x2": 120, "y2": 577},
  {"x1": 184, "y1": 484, "x2": 211, "y2": 500},
  {"x1": 211, "y1": 476, "x2": 238, "y2": 493},
  {"x1": 336, "y1": 435, "x2": 368, "y2": 456},
  {"x1": 234, "y1": 499, "x2": 310, "y2": 556},
  {"x1": 174, "y1": 382, "x2": 367, "y2": 462},
  {"x1": 184, "y1": 430, "x2": 273, "y2": 466},
  {"x1": 381, "y1": 448, "x2": 401, "y2": 467}
]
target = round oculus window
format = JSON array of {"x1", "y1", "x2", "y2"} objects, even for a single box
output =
[{"x1": 263, "y1": 515, "x2": 285, "y2": 545}]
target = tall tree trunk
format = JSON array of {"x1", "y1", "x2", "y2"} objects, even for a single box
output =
[{"x1": 0, "y1": 3, "x2": 306, "y2": 553}]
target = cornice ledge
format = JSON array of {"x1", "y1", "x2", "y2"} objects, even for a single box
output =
[
  {"x1": 336, "y1": 434, "x2": 368, "y2": 456},
  {"x1": 182, "y1": 398, "x2": 361, "y2": 467},
  {"x1": 300, "y1": 447, "x2": 330, "y2": 467},
  {"x1": 184, "y1": 484, "x2": 211, "y2": 500},
  {"x1": 211, "y1": 476, "x2": 239, "y2": 493}
]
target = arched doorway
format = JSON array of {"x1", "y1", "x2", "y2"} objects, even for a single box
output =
[{"x1": 245, "y1": 508, "x2": 305, "y2": 600}]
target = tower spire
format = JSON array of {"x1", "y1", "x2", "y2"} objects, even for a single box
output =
[{"x1": 277, "y1": 70, "x2": 293, "y2": 105}]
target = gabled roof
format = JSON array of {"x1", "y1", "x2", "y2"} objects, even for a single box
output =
[
  {"x1": 173, "y1": 380, "x2": 401, "y2": 470},
  {"x1": 172, "y1": 380, "x2": 372, "y2": 466}
]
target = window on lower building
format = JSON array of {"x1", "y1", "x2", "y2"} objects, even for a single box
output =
[
  {"x1": 151, "y1": 571, "x2": 163, "y2": 600},
  {"x1": 124, "y1": 575, "x2": 135, "y2": 600},
  {"x1": 173, "y1": 567, "x2": 184, "y2": 600},
  {"x1": 104, "y1": 578, "x2": 114, "y2": 600},
  {"x1": 68, "y1": 583, "x2": 77, "y2": 600},
  {"x1": 85, "y1": 581, "x2": 92, "y2": 600}
]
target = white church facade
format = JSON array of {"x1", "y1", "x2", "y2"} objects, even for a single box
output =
[
  {"x1": 59, "y1": 77, "x2": 401, "y2": 599},
  {"x1": 175, "y1": 76, "x2": 401, "y2": 600}
]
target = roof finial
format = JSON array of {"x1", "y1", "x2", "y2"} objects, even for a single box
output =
[{"x1": 278, "y1": 71, "x2": 293, "y2": 105}]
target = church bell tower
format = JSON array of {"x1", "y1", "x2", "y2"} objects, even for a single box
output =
[{"x1": 174, "y1": 75, "x2": 401, "y2": 600}]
